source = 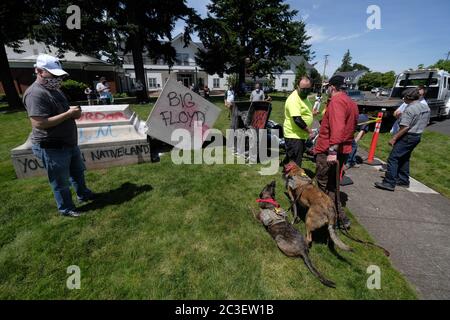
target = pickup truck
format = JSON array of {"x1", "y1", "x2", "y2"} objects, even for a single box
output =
[{"x1": 358, "y1": 69, "x2": 450, "y2": 119}]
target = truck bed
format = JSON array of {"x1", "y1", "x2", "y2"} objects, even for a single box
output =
[{"x1": 357, "y1": 97, "x2": 445, "y2": 118}]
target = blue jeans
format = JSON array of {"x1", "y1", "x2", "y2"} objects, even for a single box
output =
[
  {"x1": 346, "y1": 139, "x2": 358, "y2": 167},
  {"x1": 383, "y1": 134, "x2": 421, "y2": 188},
  {"x1": 32, "y1": 144, "x2": 92, "y2": 214}
]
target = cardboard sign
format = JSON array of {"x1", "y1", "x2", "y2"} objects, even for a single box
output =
[{"x1": 145, "y1": 77, "x2": 221, "y2": 149}]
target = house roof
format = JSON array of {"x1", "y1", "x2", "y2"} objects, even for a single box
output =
[
  {"x1": 334, "y1": 70, "x2": 367, "y2": 79},
  {"x1": 6, "y1": 40, "x2": 115, "y2": 67},
  {"x1": 285, "y1": 55, "x2": 313, "y2": 70}
]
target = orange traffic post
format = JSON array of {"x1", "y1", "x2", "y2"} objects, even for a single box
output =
[{"x1": 365, "y1": 108, "x2": 385, "y2": 166}]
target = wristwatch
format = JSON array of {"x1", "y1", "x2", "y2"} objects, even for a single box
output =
[{"x1": 328, "y1": 147, "x2": 337, "y2": 155}]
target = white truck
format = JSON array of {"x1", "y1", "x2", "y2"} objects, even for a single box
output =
[{"x1": 358, "y1": 69, "x2": 450, "y2": 119}]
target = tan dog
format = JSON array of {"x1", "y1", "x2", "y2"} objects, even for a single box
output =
[{"x1": 282, "y1": 162, "x2": 351, "y2": 252}]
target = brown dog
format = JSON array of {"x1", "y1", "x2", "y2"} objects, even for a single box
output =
[
  {"x1": 254, "y1": 181, "x2": 336, "y2": 288},
  {"x1": 282, "y1": 162, "x2": 351, "y2": 252}
]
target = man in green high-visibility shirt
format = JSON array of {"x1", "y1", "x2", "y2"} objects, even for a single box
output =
[{"x1": 282, "y1": 76, "x2": 315, "y2": 167}]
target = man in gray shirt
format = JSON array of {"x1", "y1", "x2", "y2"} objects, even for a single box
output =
[
  {"x1": 375, "y1": 87, "x2": 430, "y2": 191},
  {"x1": 24, "y1": 54, "x2": 95, "y2": 217},
  {"x1": 250, "y1": 83, "x2": 265, "y2": 102}
]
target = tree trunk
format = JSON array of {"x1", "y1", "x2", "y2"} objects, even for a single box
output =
[
  {"x1": 0, "y1": 39, "x2": 24, "y2": 110},
  {"x1": 238, "y1": 61, "x2": 246, "y2": 98},
  {"x1": 130, "y1": 35, "x2": 149, "y2": 103}
]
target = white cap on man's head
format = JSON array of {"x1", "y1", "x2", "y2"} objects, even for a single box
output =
[{"x1": 34, "y1": 54, "x2": 68, "y2": 77}]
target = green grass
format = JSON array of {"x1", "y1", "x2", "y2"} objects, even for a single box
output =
[
  {"x1": 359, "y1": 129, "x2": 450, "y2": 198},
  {"x1": 0, "y1": 99, "x2": 417, "y2": 299}
]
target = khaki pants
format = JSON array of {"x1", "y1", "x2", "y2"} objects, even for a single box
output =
[{"x1": 315, "y1": 153, "x2": 349, "y2": 220}]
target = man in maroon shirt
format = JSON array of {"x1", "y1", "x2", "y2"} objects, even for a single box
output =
[{"x1": 314, "y1": 75, "x2": 359, "y2": 228}]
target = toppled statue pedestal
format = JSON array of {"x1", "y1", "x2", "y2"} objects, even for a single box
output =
[{"x1": 11, "y1": 105, "x2": 150, "y2": 179}]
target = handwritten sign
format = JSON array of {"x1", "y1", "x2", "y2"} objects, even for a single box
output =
[{"x1": 145, "y1": 77, "x2": 221, "y2": 149}]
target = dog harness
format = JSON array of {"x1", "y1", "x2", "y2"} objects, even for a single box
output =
[{"x1": 259, "y1": 208, "x2": 287, "y2": 227}]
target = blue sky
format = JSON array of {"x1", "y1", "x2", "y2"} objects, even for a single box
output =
[{"x1": 177, "y1": 0, "x2": 450, "y2": 77}]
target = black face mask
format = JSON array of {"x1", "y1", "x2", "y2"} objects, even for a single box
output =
[{"x1": 298, "y1": 88, "x2": 311, "y2": 99}]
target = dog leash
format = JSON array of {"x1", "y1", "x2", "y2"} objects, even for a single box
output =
[{"x1": 334, "y1": 162, "x2": 391, "y2": 257}]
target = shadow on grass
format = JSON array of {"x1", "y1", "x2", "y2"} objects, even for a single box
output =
[{"x1": 78, "y1": 182, "x2": 153, "y2": 212}]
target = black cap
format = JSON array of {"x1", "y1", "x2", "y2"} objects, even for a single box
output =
[{"x1": 325, "y1": 75, "x2": 346, "y2": 88}]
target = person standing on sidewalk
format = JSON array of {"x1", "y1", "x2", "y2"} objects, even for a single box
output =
[
  {"x1": 375, "y1": 88, "x2": 430, "y2": 191},
  {"x1": 314, "y1": 75, "x2": 359, "y2": 228},
  {"x1": 282, "y1": 76, "x2": 315, "y2": 167},
  {"x1": 24, "y1": 54, "x2": 96, "y2": 218},
  {"x1": 345, "y1": 113, "x2": 370, "y2": 169}
]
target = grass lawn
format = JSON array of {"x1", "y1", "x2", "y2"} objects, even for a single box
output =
[
  {"x1": 359, "y1": 128, "x2": 450, "y2": 198},
  {"x1": 0, "y1": 97, "x2": 417, "y2": 299}
]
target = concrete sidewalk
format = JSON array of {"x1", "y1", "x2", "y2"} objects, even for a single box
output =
[{"x1": 342, "y1": 151, "x2": 450, "y2": 300}]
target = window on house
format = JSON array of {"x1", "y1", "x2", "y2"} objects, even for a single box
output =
[
  {"x1": 175, "y1": 53, "x2": 189, "y2": 66},
  {"x1": 281, "y1": 79, "x2": 289, "y2": 87},
  {"x1": 148, "y1": 78, "x2": 157, "y2": 88},
  {"x1": 213, "y1": 78, "x2": 220, "y2": 88}
]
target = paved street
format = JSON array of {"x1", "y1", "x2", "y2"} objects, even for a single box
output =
[
  {"x1": 342, "y1": 150, "x2": 450, "y2": 299},
  {"x1": 427, "y1": 118, "x2": 450, "y2": 136}
]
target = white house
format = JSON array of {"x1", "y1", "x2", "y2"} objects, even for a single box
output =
[{"x1": 121, "y1": 33, "x2": 312, "y2": 93}]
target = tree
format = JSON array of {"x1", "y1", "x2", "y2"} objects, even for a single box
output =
[
  {"x1": 195, "y1": 0, "x2": 312, "y2": 95},
  {"x1": 293, "y1": 62, "x2": 307, "y2": 89},
  {"x1": 358, "y1": 71, "x2": 396, "y2": 91},
  {"x1": 381, "y1": 71, "x2": 395, "y2": 88},
  {"x1": 430, "y1": 59, "x2": 450, "y2": 73},
  {"x1": 309, "y1": 67, "x2": 322, "y2": 91},
  {"x1": 352, "y1": 63, "x2": 370, "y2": 72},
  {"x1": 108, "y1": 0, "x2": 198, "y2": 102},
  {"x1": 1, "y1": 0, "x2": 118, "y2": 109},
  {"x1": 336, "y1": 49, "x2": 353, "y2": 73},
  {"x1": 0, "y1": 0, "x2": 41, "y2": 109}
]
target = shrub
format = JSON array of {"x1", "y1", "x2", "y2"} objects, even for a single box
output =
[
  {"x1": 61, "y1": 80, "x2": 88, "y2": 101},
  {"x1": 113, "y1": 92, "x2": 128, "y2": 99}
]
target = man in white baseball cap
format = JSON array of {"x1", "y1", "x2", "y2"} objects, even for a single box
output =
[
  {"x1": 34, "y1": 53, "x2": 69, "y2": 77},
  {"x1": 22, "y1": 54, "x2": 96, "y2": 218}
]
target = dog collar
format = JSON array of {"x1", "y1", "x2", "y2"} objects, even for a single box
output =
[
  {"x1": 284, "y1": 163, "x2": 308, "y2": 178},
  {"x1": 256, "y1": 198, "x2": 281, "y2": 208}
]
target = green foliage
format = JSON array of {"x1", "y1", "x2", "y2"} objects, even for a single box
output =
[
  {"x1": 336, "y1": 50, "x2": 353, "y2": 73},
  {"x1": 429, "y1": 59, "x2": 450, "y2": 72},
  {"x1": 352, "y1": 63, "x2": 370, "y2": 72},
  {"x1": 309, "y1": 67, "x2": 323, "y2": 90},
  {"x1": 225, "y1": 74, "x2": 238, "y2": 89},
  {"x1": 195, "y1": 0, "x2": 312, "y2": 91},
  {"x1": 293, "y1": 62, "x2": 307, "y2": 89},
  {"x1": 358, "y1": 71, "x2": 396, "y2": 90},
  {"x1": 113, "y1": 93, "x2": 129, "y2": 99},
  {"x1": 60, "y1": 80, "x2": 88, "y2": 102},
  {"x1": 335, "y1": 50, "x2": 370, "y2": 74}
]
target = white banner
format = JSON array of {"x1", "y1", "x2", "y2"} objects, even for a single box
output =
[{"x1": 145, "y1": 77, "x2": 221, "y2": 150}]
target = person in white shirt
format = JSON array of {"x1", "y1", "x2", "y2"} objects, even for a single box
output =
[
  {"x1": 312, "y1": 93, "x2": 322, "y2": 115},
  {"x1": 391, "y1": 85, "x2": 429, "y2": 135},
  {"x1": 224, "y1": 87, "x2": 235, "y2": 119},
  {"x1": 84, "y1": 87, "x2": 93, "y2": 105},
  {"x1": 250, "y1": 83, "x2": 265, "y2": 102},
  {"x1": 96, "y1": 77, "x2": 112, "y2": 105}
]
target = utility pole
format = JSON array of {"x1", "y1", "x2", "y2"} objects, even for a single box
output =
[
  {"x1": 322, "y1": 54, "x2": 329, "y2": 92},
  {"x1": 446, "y1": 51, "x2": 450, "y2": 61}
]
